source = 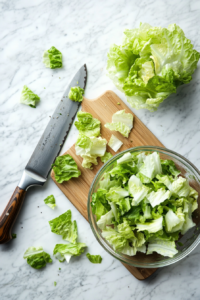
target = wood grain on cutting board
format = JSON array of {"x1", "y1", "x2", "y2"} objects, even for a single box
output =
[{"x1": 51, "y1": 90, "x2": 163, "y2": 280}]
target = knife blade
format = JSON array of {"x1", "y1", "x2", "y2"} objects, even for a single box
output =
[{"x1": 0, "y1": 64, "x2": 87, "y2": 244}]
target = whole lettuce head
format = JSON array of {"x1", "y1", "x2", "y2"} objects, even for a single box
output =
[{"x1": 107, "y1": 23, "x2": 200, "y2": 111}]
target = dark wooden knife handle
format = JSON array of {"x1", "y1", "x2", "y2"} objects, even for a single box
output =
[{"x1": 0, "y1": 187, "x2": 26, "y2": 244}]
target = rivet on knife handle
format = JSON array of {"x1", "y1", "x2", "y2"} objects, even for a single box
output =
[{"x1": 0, "y1": 187, "x2": 26, "y2": 244}]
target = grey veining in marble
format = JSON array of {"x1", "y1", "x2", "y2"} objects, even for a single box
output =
[{"x1": 0, "y1": 0, "x2": 200, "y2": 299}]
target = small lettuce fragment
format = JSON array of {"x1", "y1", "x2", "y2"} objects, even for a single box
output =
[
  {"x1": 165, "y1": 209, "x2": 185, "y2": 232},
  {"x1": 117, "y1": 220, "x2": 135, "y2": 239},
  {"x1": 53, "y1": 243, "x2": 86, "y2": 263},
  {"x1": 75, "y1": 136, "x2": 107, "y2": 169},
  {"x1": 75, "y1": 112, "x2": 101, "y2": 137},
  {"x1": 97, "y1": 210, "x2": 114, "y2": 230},
  {"x1": 108, "y1": 134, "x2": 123, "y2": 152},
  {"x1": 101, "y1": 152, "x2": 113, "y2": 163},
  {"x1": 139, "y1": 152, "x2": 162, "y2": 181},
  {"x1": 23, "y1": 247, "x2": 52, "y2": 269},
  {"x1": 128, "y1": 175, "x2": 149, "y2": 206},
  {"x1": 49, "y1": 210, "x2": 78, "y2": 244},
  {"x1": 86, "y1": 253, "x2": 102, "y2": 264},
  {"x1": 91, "y1": 189, "x2": 111, "y2": 221},
  {"x1": 147, "y1": 188, "x2": 171, "y2": 207},
  {"x1": 20, "y1": 85, "x2": 40, "y2": 108},
  {"x1": 171, "y1": 177, "x2": 190, "y2": 197},
  {"x1": 43, "y1": 46, "x2": 62, "y2": 69},
  {"x1": 112, "y1": 110, "x2": 134, "y2": 129},
  {"x1": 147, "y1": 239, "x2": 178, "y2": 257},
  {"x1": 102, "y1": 228, "x2": 127, "y2": 251},
  {"x1": 105, "y1": 110, "x2": 134, "y2": 138},
  {"x1": 52, "y1": 154, "x2": 81, "y2": 183},
  {"x1": 105, "y1": 122, "x2": 130, "y2": 138},
  {"x1": 136, "y1": 216, "x2": 163, "y2": 233},
  {"x1": 117, "y1": 152, "x2": 132, "y2": 165},
  {"x1": 68, "y1": 86, "x2": 84, "y2": 102},
  {"x1": 44, "y1": 195, "x2": 56, "y2": 209}
]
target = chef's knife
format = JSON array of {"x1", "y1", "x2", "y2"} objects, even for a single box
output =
[{"x1": 0, "y1": 64, "x2": 87, "y2": 244}]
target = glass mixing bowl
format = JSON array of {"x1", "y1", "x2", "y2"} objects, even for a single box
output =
[{"x1": 88, "y1": 146, "x2": 200, "y2": 268}]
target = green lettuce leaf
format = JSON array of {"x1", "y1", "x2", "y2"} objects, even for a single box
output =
[
  {"x1": 136, "y1": 216, "x2": 163, "y2": 233},
  {"x1": 75, "y1": 136, "x2": 107, "y2": 169},
  {"x1": 52, "y1": 154, "x2": 81, "y2": 183},
  {"x1": 101, "y1": 152, "x2": 113, "y2": 163},
  {"x1": 43, "y1": 46, "x2": 62, "y2": 69},
  {"x1": 23, "y1": 247, "x2": 52, "y2": 269},
  {"x1": 68, "y1": 86, "x2": 84, "y2": 102},
  {"x1": 161, "y1": 159, "x2": 181, "y2": 177},
  {"x1": 91, "y1": 189, "x2": 111, "y2": 221},
  {"x1": 49, "y1": 210, "x2": 78, "y2": 244},
  {"x1": 112, "y1": 110, "x2": 134, "y2": 129},
  {"x1": 108, "y1": 134, "x2": 123, "y2": 152},
  {"x1": 139, "y1": 152, "x2": 162, "y2": 181},
  {"x1": 44, "y1": 195, "x2": 56, "y2": 209},
  {"x1": 147, "y1": 238, "x2": 178, "y2": 257},
  {"x1": 105, "y1": 122, "x2": 130, "y2": 138},
  {"x1": 128, "y1": 175, "x2": 149, "y2": 206},
  {"x1": 171, "y1": 177, "x2": 190, "y2": 197},
  {"x1": 117, "y1": 219, "x2": 134, "y2": 239},
  {"x1": 20, "y1": 85, "x2": 40, "y2": 108},
  {"x1": 147, "y1": 188, "x2": 171, "y2": 207},
  {"x1": 97, "y1": 210, "x2": 114, "y2": 229},
  {"x1": 53, "y1": 243, "x2": 86, "y2": 263},
  {"x1": 102, "y1": 228, "x2": 127, "y2": 251},
  {"x1": 75, "y1": 112, "x2": 101, "y2": 137},
  {"x1": 86, "y1": 253, "x2": 102, "y2": 264}
]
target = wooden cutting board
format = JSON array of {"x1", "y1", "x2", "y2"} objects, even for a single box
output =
[{"x1": 51, "y1": 90, "x2": 163, "y2": 280}]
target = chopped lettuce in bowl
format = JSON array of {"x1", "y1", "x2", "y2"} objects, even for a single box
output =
[{"x1": 88, "y1": 146, "x2": 200, "y2": 268}]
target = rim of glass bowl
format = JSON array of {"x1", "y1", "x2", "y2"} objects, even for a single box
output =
[{"x1": 87, "y1": 146, "x2": 200, "y2": 268}]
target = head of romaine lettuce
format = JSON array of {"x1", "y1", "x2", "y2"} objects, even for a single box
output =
[{"x1": 107, "y1": 23, "x2": 200, "y2": 111}]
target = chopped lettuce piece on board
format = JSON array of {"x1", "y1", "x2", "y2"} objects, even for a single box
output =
[{"x1": 108, "y1": 135, "x2": 123, "y2": 152}]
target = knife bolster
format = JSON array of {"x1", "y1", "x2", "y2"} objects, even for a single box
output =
[{"x1": 18, "y1": 170, "x2": 46, "y2": 191}]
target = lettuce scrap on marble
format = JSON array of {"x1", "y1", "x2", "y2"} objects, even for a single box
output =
[
  {"x1": 20, "y1": 85, "x2": 40, "y2": 108},
  {"x1": 107, "y1": 23, "x2": 200, "y2": 111},
  {"x1": 23, "y1": 247, "x2": 52, "y2": 269},
  {"x1": 86, "y1": 253, "x2": 102, "y2": 264},
  {"x1": 44, "y1": 195, "x2": 56, "y2": 209},
  {"x1": 49, "y1": 210, "x2": 78, "y2": 244},
  {"x1": 52, "y1": 154, "x2": 81, "y2": 183},
  {"x1": 43, "y1": 46, "x2": 62, "y2": 69},
  {"x1": 53, "y1": 243, "x2": 87, "y2": 263},
  {"x1": 91, "y1": 151, "x2": 198, "y2": 257},
  {"x1": 68, "y1": 86, "x2": 84, "y2": 102}
]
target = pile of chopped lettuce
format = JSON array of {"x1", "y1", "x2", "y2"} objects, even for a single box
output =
[
  {"x1": 68, "y1": 86, "x2": 84, "y2": 102},
  {"x1": 105, "y1": 110, "x2": 134, "y2": 138},
  {"x1": 91, "y1": 151, "x2": 198, "y2": 257},
  {"x1": 75, "y1": 112, "x2": 108, "y2": 169},
  {"x1": 107, "y1": 23, "x2": 200, "y2": 111},
  {"x1": 20, "y1": 85, "x2": 40, "y2": 108},
  {"x1": 43, "y1": 46, "x2": 62, "y2": 69},
  {"x1": 52, "y1": 154, "x2": 81, "y2": 183}
]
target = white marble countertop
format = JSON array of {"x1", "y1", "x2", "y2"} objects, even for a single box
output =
[{"x1": 1, "y1": 0, "x2": 200, "y2": 299}]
